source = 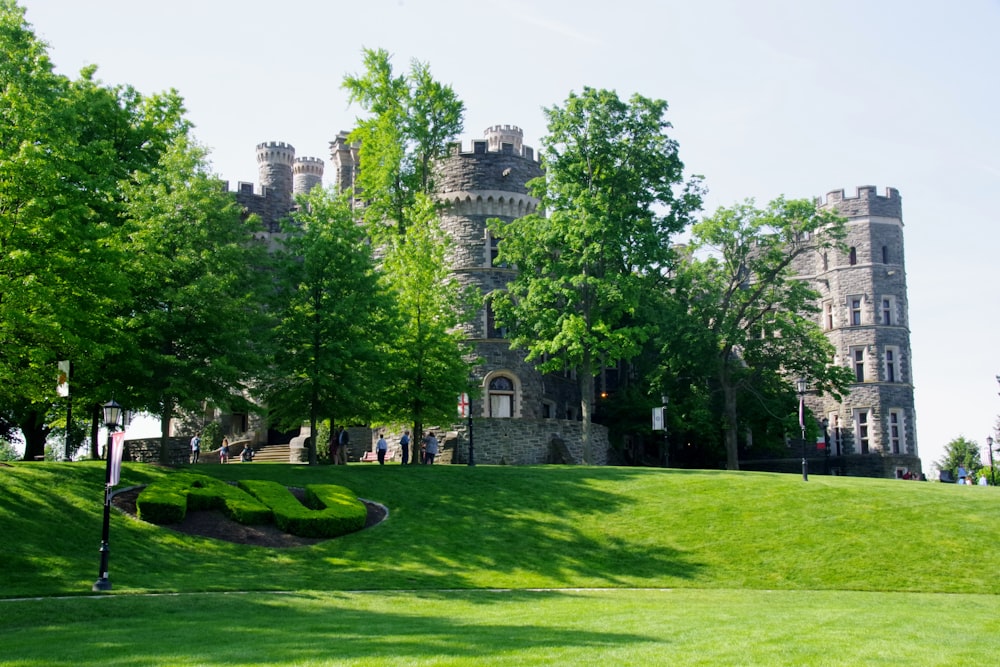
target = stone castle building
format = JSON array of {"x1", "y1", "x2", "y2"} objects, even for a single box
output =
[
  {"x1": 757, "y1": 185, "x2": 919, "y2": 478},
  {"x1": 224, "y1": 131, "x2": 915, "y2": 476},
  {"x1": 229, "y1": 126, "x2": 608, "y2": 464}
]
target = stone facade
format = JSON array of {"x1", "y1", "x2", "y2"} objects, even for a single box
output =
[
  {"x1": 792, "y1": 185, "x2": 920, "y2": 477},
  {"x1": 218, "y1": 127, "x2": 603, "y2": 463},
  {"x1": 433, "y1": 126, "x2": 581, "y2": 423},
  {"x1": 224, "y1": 141, "x2": 325, "y2": 234}
]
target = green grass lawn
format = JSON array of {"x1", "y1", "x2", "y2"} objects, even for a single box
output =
[{"x1": 2, "y1": 461, "x2": 999, "y2": 665}]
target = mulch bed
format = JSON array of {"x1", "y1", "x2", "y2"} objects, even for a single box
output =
[{"x1": 111, "y1": 485, "x2": 386, "y2": 548}]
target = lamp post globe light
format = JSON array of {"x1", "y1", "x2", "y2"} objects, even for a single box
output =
[
  {"x1": 796, "y1": 378, "x2": 808, "y2": 482},
  {"x1": 93, "y1": 400, "x2": 122, "y2": 592}
]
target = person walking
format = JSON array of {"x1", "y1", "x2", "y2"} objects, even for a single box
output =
[
  {"x1": 423, "y1": 431, "x2": 439, "y2": 465},
  {"x1": 189, "y1": 433, "x2": 201, "y2": 464},
  {"x1": 399, "y1": 430, "x2": 410, "y2": 465},
  {"x1": 376, "y1": 433, "x2": 388, "y2": 465},
  {"x1": 219, "y1": 437, "x2": 230, "y2": 464},
  {"x1": 337, "y1": 427, "x2": 349, "y2": 464}
]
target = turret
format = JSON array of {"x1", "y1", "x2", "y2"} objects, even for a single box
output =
[
  {"x1": 256, "y1": 141, "x2": 295, "y2": 213},
  {"x1": 293, "y1": 156, "x2": 325, "y2": 195}
]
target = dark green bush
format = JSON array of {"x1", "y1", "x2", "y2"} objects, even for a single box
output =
[
  {"x1": 239, "y1": 480, "x2": 366, "y2": 538},
  {"x1": 137, "y1": 473, "x2": 271, "y2": 526},
  {"x1": 136, "y1": 486, "x2": 187, "y2": 524}
]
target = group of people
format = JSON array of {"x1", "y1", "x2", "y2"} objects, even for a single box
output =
[
  {"x1": 189, "y1": 433, "x2": 251, "y2": 464},
  {"x1": 369, "y1": 429, "x2": 439, "y2": 465},
  {"x1": 190, "y1": 426, "x2": 440, "y2": 466}
]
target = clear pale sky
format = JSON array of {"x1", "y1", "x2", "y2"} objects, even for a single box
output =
[{"x1": 18, "y1": 0, "x2": 1000, "y2": 474}]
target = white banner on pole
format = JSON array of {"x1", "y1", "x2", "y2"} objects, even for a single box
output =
[
  {"x1": 109, "y1": 431, "x2": 126, "y2": 487},
  {"x1": 652, "y1": 407, "x2": 664, "y2": 431}
]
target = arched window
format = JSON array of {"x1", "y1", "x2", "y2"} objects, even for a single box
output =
[
  {"x1": 848, "y1": 247, "x2": 857, "y2": 266},
  {"x1": 488, "y1": 376, "x2": 515, "y2": 417}
]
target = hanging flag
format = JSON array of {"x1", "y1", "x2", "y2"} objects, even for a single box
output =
[
  {"x1": 57, "y1": 360, "x2": 70, "y2": 397},
  {"x1": 109, "y1": 431, "x2": 126, "y2": 486}
]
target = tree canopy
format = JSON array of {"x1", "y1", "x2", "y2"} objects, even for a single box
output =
[
  {"x1": 668, "y1": 197, "x2": 853, "y2": 469},
  {"x1": 489, "y1": 87, "x2": 702, "y2": 463}
]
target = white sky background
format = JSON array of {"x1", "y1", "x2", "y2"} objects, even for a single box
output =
[{"x1": 18, "y1": 0, "x2": 1000, "y2": 472}]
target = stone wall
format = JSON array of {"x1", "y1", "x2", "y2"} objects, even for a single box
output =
[
  {"x1": 123, "y1": 437, "x2": 189, "y2": 466},
  {"x1": 448, "y1": 418, "x2": 609, "y2": 465}
]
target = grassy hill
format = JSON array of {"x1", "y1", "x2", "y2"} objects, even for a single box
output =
[{"x1": 2, "y1": 461, "x2": 999, "y2": 665}]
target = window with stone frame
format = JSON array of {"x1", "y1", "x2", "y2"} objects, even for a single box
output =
[
  {"x1": 881, "y1": 295, "x2": 896, "y2": 325},
  {"x1": 487, "y1": 230, "x2": 508, "y2": 269},
  {"x1": 488, "y1": 375, "x2": 515, "y2": 418},
  {"x1": 888, "y1": 409, "x2": 904, "y2": 454},
  {"x1": 884, "y1": 345, "x2": 900, "y2": 383},
  {"x1": 849, "y1": 247, "x2": 857, "y2": 265},
  {"x1": 823, "y1": 301, "x2": 834, "y2": 330},
  {"x1": 853, "y1": 408, "x2": 871, "y2": 454},
  {"x1": 848, "y1": 296, "x2": 863, "y2": 326},
  {"x1": 485, "y1": 295, "x2": 508, "y2": 339},
  {"x1": 850, "y1": 346, "x2": 866, "y2": 382}
]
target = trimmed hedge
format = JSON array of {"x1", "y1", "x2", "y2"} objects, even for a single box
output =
[
  {"x1": 239, "y1": 480, "x2": 367, "y2": 539},
  {"x1": 136, "y1": 473, "x2": 271, "y2": 526}
]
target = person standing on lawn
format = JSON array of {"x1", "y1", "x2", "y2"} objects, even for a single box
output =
[
  {"x1": 376, "y1": 433, "x2": 388, "y2": 465},
  {"x1": 189, "y1": 433, "x2": 201, "y2": 464},
  {"x1": 399, "y1": 430, "x2": 410, "y2": 465},
  {"x1": 423, "y1": 432, "x2": 439, "y2": 465}
]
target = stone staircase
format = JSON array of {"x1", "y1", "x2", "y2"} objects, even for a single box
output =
[{"x1": 197, "y1": 442, "x2": 292, "y2": 464}]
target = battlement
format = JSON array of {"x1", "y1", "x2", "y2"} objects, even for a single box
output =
[
  {"x1": 446, "y1": 137, "x2": 538, "y2": 162},
  {"x1": 293, "y1": 156, "x2": 325, "y2": 176},
  {"x1": 821, "y1": 185, "x2": 901, "y2": 220},
  {"x1": 256, "y1": 141, "x2": 295, "y2": 166}
]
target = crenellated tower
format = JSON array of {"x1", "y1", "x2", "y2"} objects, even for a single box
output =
[
  {"x1": 293, "y1": 156, "x2": 325, "y2": 196},
  {"x1": 230, "y1": 141, "x2": 325, "y2": 233},
  {"x1": 434, "y1": 126, "x2": 582, "y2": 429},
  {"x1": 256, "y1": 141, "x2": 296, "y2": 214},
  {"x1": 801, "y1": 185, "x2": 918, "y2": 476},
  {"x1": 328, "y1": 131, "x2": 361, "y2": 198}
]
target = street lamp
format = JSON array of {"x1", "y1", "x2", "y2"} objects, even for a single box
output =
[
  {"x1": 661, "y1": 395, "x2": 669, "y2": 468},
  {"x1": 93, "y1": 399, "x2": 122, "y2": 592},
  {"x1": 796, "y1": 378, "x2": 808, "y2": 482},
  {"x1": 989, "y1": 436, "x2": 996, "y2": 487}
]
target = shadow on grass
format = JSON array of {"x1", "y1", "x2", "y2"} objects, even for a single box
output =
[
  {"x1": 3, "y1": 463, "x2": 727, "y2": 596},
  {"x1": 3, "y1": 590, "x2": 664, "y2": 666}
]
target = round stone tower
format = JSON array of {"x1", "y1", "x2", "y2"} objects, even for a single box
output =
[
  {"x1": 256, "y1": 141, "x2": 295, "y2": 214},
  {"x1": 293, "y1": 156, "x2": 325, "y2": 196},
  {"x1": 435, "y1": 126, "x2": 580, "y2": 424},
  {"x1": 808, "y1": 186, "x2": 918, "y2": 476}
]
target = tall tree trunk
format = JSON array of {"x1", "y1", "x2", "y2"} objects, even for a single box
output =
[
  {"x1": 721, "y1": 368, "x2": 740, "y2": 470},
  {"x1": 89, "y1": 405, "x2": 100, "y2": 460},
  {"x1": 19, "y1": 409, "x2": 47, "y2": 461},
  {"x1": 307, "y1": 385, "x2": 319, "y2": 466},
  {"x1": 158, "y1": 398, "x2": 173, "y2": 465},
  {"x1": 580, "y1": 350, "x2": 594, "y2": 465}
]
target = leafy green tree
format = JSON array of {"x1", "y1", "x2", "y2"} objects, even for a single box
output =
[
  {"x1": 116, "y1": 135, "x2": 273, "y2": 463},
  {"x1": 672, "y1": 197, "x2": 852, "y2": 470},
  {"x1": 342, "y1": 47, "x2": 464, "y2": 238},
  {"x1": 935, "y1": 436, "x2": 983, "y2": 482},
  {"x1": 489, "y1": 87, "x2": 702, "y2": 463},
  {"x1": 0, "y1": 2, "x2": 189, "y2": 459},
  {"x1": 0, "y1": 438, "x2": 18, "y2": 461},
  {"x1": 261, "y1": 187, "x2": 391, "y2": 465},
  {"x1": 342, "y1": 48, "x2": 474, "y2": 451},
  {"x1": 375, "y1": 198, "x2": 477, "y2": 461}
]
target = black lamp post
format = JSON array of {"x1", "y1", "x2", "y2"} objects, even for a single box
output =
[
  {"x1": 988, "y1": 436, "x2": 996, "y2": 487},
  {"x1": 661, "y1": 395, "x2": 669, "y2": 468},
  {"x1": 93, "y1": 399, "x2": 122, "y2": 592},
  {"x1": 796, "y1": 378, "x2": 808, "y2": 482}
]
